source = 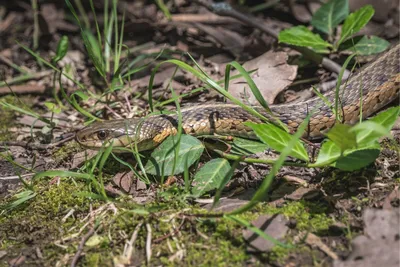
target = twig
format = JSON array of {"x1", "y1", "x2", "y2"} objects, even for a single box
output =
[
  {"x1": 0, "y1": 70, "x2": 52, "y2": 89},
  {"x1": 31, "y1": 0, "x2": 39, "y2": 50},
  {"x1": 0, "y1": 173, "x2": 35, "y2": 180},
  {"x1": 153, "y1": 219, "x2": 186, "y2": 244},
  {"x1": 123, "y1": 222, "x2": 143, "y2": 261},
  {"x1": 0, "y1": 134, "x2": 75, "y2": 151},
  {"x1": 145, "y1": 223, "x2": 152, "y2": 265},
  {"x1": 0, "y1": 54, "x2": 31, "y2": 74},
  {"x1": 194, "y1": 0, "x2": 350, "y2": 78},
  {"x1": 70, "y1": 225, "x2": 98, "y2": 267}
]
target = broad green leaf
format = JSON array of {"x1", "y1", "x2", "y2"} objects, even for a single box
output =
[
  {"x1": 52, "y1": 35, "x2": 69, "y2": 63},
  {"x1": 332, "y1": 145, "x2": 380, "y2": 171},
  {"x1": 278, "y1": 26, "x2": 332, "y2": 53},
  {"x1": 231, "y1": 137, "x2": 269, "y2": 155},
  {"x1": 325, "y1": 123, "x2": 357, "y2": 151},
  {"x1": 314, "y1": 140, "x2": 341, "y2": 166},
  {"x1": 192, "y1": 158, "x2": 231, "y2": 197},
  {"x1": 369, "y1": 107, "x2": 400, "y2": 131},
  {"x1": 350, "y1": 107, "x2": 400, "y2": 146},
  {"x1": 338, "y1": 5, "x2": 374, "y2": 45},
  {"x1": 351, "y1": 122, "x2": 390, "y2": 147},
  {"x1": 311, "y1": 0, "x2": 349, "y2": 35},
  {"x1": 144, "y1": 135, "x2": 204, "y2": 176},
  {"x1": 340, "y1": 36, "x2": 390, "y2": 55},
  {"x1": 245, "y1": 122, "x2": 309, "y2": 162}
]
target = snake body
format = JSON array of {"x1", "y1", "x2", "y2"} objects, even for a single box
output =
[{"x1": 76, "y1": 44, "x2": 400, "y2": 151}]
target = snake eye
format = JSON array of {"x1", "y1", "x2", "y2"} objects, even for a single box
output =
[{"x1": 96, "y1": 130, "x2": 108, "y2": 140}]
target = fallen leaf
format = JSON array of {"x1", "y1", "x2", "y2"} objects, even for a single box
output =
[
  {"x1": 228, "y1": 50, "x2": 297, "y2": 105},
  {"x1": 334, "y1": 208, "x2": 400, "y2": 267},
  {"x1": 243, "y1": 214, "x2": 289, "y2": 252},
  {"x1": 296, "y1": 232, "x2": 338, "y2": 260},
  {"x1": 113, "y1": 171, "x2": 136, "y2": 194}
]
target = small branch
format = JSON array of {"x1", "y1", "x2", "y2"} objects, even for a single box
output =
[
  {"x1": 153, "y1": 219, "x2": 186, "y2": 244},
  {"x1": 123, "y1": 222, "x2": 143, "y2": 261},
  {"x1": 0, "y1": 134, "x2": 75, "y2": 151},
  {"x1": 0, "y1": 70, "x2": 52, "y2": 89},
  {"x1": 211, "y1": 148, "x2": 325, "y2": 168},
  {"x1": 31, "y1": 0, "x2": 40, "y2": 50},
  {"x1": 70, "y1": 225, "x2": 98, "y2": 267},
  {"x1": 0, "y1": 54, "x2": 31, "y2": 74},
  {"x1": 195, "y1": 0, "x2": 350, "y2": 78},
  {"x1": 145, "y1": 223, "x2": 152, "y2": 265}
]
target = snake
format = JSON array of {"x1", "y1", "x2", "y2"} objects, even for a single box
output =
[{"x1": 76, "y1": 44, "x2": 400, "y2": 151}]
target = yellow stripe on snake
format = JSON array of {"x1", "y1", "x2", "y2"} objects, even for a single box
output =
[{"x1": 76, "y1": 44, "x2": 400, "y2": 151}]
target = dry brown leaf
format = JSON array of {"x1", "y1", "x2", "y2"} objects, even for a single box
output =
[
  {"x1": 113, "y1": 171, "x2": 136, "y2": 194},
  {"x1": 227, "y1": 50, "x2": 297, "y2": 105},
  {"x1": 334, "y1": 208, "x2": 400, "y2": 267},
  {"x1": 243, "y1": 214, "x2": 289, "y2": 252},
  {"x1": 296, "y1": 232, "x2": 339, "y2": 260}
]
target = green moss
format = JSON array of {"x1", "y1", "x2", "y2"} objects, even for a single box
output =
[
  {"x1": 0, "y1": 96, "x2": 17, "y2": 141},
  {"x1": 261, "y1": 201, "x2": 333, "y2": 233},
  {"x1": 0, "y1": 180, "x2": 97, "y2": 245},
  {"x1": 0, "y1": 181, "x2": 335, "y2": 266},
  {"x1": 52, "y1": 141, "x2": 82, "y2": 164}
]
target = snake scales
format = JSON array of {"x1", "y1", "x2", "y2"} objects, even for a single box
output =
[{"x1": 76, "y1": 44, "x2": 400, "y2": 151}]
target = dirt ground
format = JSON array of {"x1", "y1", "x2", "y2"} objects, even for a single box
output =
[{"x1": 0, "y1": 0, "x2": 399, "y2": 266}]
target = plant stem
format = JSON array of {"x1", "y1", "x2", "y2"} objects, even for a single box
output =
[
  {"x1": 212, "y1": 149, "x2": 324, "y2": 168},
  {"x1": 31, "y1": 0, "x2": 39, "y2": 50}
]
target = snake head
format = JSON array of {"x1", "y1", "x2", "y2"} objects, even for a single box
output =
[{"x1": 76, "y1": 118, "x2": 161, "y2": 152}]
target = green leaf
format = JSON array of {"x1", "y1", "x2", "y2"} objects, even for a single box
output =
[
  {"x1": 231, "y1": 137, "x2": 269, "y2": 155},
  {"x1": 52, "y1": 35, "x2": 69, "y2": 63},
  {"x1": 44, "y1": 102, "x2": 61, "y2": 114},
  {"x1": 314, "y1": 140, "x2": 341, "y2": 166},
  {"x1": 245, "y1": 122, "x2": 309, "y2": 162},
  {"x1": 2, "y1": 190, "x2": 37, "y2": 211},
  {"x1": 278, "y1": 26, "x2": 332, "y2": 53},
  {"x1": 225, "y1": 62, "x2": 270, "y2": 112},
  {"x1": 332, "y1": 145, "x2": 380, "y2": 171},
  {"x1": 65, "y1": 0, "x2": 105, "y2": 77},
  {"x1": 351, "y1": 122, "x2": 390, "y2": 147},
  {"x1": 325, "y1": 124, "x2": 357, "y2": 151},
  {"x1": 229, "y1": 115, "x2": 311, "y2": 215},
  {"x1": 340, "y1": 36, "x2": 390, "y2": 55},
  {"x1": 369, "y1": 107, "x2": 400, "y2": 131},
  {"x1": 311, "y1": 0, "x2": 349, "y2": 35},
  {"x1": 338, "y1": 5, "x2": 374, "y2": 45},
  {"x1": 192, "y1": 158, "x2": 231, "y2": 197},
  {"x1": 144, "y1": 135, "x2": 204, "y2": 176},
  {"x1": 72, "y1": 90, "x2": 90, "y2": 101},
  {"x1": 350, "y1": 107, "x2": 400, "y2": 146},
  {"x1": 83, "y1": 29, "x2": 104, "y2": 70},
  {"x1": 85, "y1": 235, "x2": 106, "y2": 247}
]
